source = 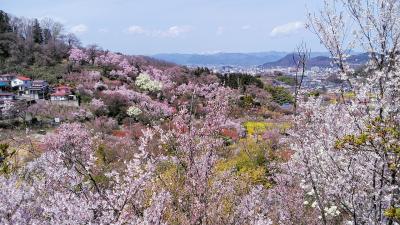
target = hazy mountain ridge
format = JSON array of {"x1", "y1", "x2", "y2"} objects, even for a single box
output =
[
  {"x1": 152, "y1": 52, "x2": 334, "y2": 66},
  {"x1": 152, "y1": 52, "x2": 289, "y2": 66},
  {"x1": 260, "y1": 53, "x2": 369, "y2": 69}
]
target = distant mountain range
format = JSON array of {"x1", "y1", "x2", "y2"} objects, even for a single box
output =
[
  {"x1": 260, "y1": 53, "x2": 369, "y2": 69},
  {"x1": 151, "y1": 51, "x2": 369, "y2": 69},
  {"x1": 152, "y1": 52, "x2": 331, "y2": 66}
]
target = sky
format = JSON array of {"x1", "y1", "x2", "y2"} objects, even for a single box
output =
[{"x1": 1, "y1": 0, "x2": 326, "y2": 55}]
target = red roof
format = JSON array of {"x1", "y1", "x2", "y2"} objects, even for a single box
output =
[
  {"x1": 17, "y1": 76, "x2": 31, "y2": 81},
  {"x1": 51, "y1": 92, "x2": 69, "y2": 96}
]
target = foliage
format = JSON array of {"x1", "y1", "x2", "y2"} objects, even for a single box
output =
[
  {"x1": 384, "y1": 207, "x2": 400, "y2": 223},
  {"x1": 276, "y1": 75, "x2": 296, "y2": 85},
  {"x1": 216, "y1": 138, "x2": 271, "y2": 188},
  {"x1": 135, "y1": 73, "x2": 163, "y2": 92},
  {"x1": 126, "y1": 105, "x2": 142, "y2": 118},
  {"x1": 218, "y1": 73, "x2": 263, "y2": 89},
  {"x1": 191, "y1": 67, "x2": 211, "y2": 76},
  {"x1": 3, "y1": 1, "x2": 400, "y2": 223},
  {"x1": 0, "y1": 10, "x2": 72, "y2": 70},
  {"x1": 0, "y1": 143, "x2": 15, "y2": 174},
  {"x1": 244, "y1": 121, "x2": 290, "y2": 136},
  {"x1": 12, "y1": 63, "x2": 67, "y2": 84},
  {"x1": 265, "y1": 84, "x2": 294, "y2": 105},
  {"x1": 238, "y1": 94, "x2": 255, "y2": 108},
  {"x1": 244, "y1": 121, "x2": 269, "y2": 136}
]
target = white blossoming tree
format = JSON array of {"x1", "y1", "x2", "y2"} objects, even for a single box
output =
[
  {"x1": 135, "y1": 73, "x2": 163, "y2": 93},
  {"x1": 273, "y1": 0, "x2": 400, "y2": 224}
]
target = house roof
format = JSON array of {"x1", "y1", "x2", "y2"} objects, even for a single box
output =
[
  {"x1": 32, "y1": 80, "x2": 48, "y2": 87},
  {"x1": 33, "y1": 80, "x2": 47, "y2": 83},
  {"x1": 0, "y1": 92, "x2": 15, "y2": 96},
  {"x1": 16, "y1": 76, "x2": 31, "y2": 81},
  {"x1": 51, "y1": 92, "x2": 69, "y2": 96},
  {"x1": 29, "y1": 86, "x2": 45, "y2": 91}
]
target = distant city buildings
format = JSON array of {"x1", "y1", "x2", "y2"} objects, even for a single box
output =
[{"x1": 189, "y1": 64, "x2": 346, "y2": 92}]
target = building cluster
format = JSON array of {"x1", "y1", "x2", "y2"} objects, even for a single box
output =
[{"x1": 0, "y1": 73, "x2": 77, "y2": 106}]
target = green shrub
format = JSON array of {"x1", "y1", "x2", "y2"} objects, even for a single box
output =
[
  {"x1": 218, "y1": 73, "x2": 263, "y2": 89},
  {"x1": 276, "y1": 75, "x2": 296, "y2": 85},
  {"x1": 0, "y1": 143, "x2": 15, "y2": 174},
  {"x1": 216, "y1": 138, "x2": 271, "y2": 188},
  {"x1": 18, "y1": 64, "x2": 68, "y2": 84},
  {"x1": 265, "y1": 84, "x2": 294, "y2": 104},
  {"x1": 238, "y1": 95, "x2": 255, "y2": 108}
]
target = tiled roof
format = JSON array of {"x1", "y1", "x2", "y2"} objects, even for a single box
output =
[
  {"x1": 51, "y1": 92, "x2": 69, "y2": 96},
  {"x1": 16, "y1": 76, "x2": 31, "y2": 81},
  {"x1": 33, "y1": 80, "x2": 46, "y2": 83}
]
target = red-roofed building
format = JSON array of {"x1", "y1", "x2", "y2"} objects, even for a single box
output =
[
  {"x1": 50, "y1": 85, "x2": 76, "y2": 101},
  {"x1": 11, "y1": 75, "x2": 32, "y2": 95}
]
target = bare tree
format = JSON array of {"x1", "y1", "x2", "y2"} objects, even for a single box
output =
[
  {"x1": 293, "y1": 41, "x2": 310, "y2": 114},
  {"x1": 62, "y1": 33, "x2": 81, "y2": 48},
  {"x1": 86, "y1": 44, "x2": 101, "y2": 65},
  {"x1": 307, "y1": 0, "x2": 354, "y2": 102},
  {"x1": 308, "y1": 0, "x2": 400, "y2": 98}
]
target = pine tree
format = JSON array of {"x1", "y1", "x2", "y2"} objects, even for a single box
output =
[
  {"x1": 32, "y1": 19, "x2": 43, "y2": 44},
  {"x1": 43, "y1": 28, "x2": 52, "y2": 44},
  {"x1": 0, "y1": 10, "x2": 13, "y2": 62},
  {"x1": 0, "y1": 10, "x2": 12, "y2": 33}
]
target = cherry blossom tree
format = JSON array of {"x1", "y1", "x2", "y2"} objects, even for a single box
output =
[
  {"x1": 280, "y1": 1, "x2": 400, "y2": 224},
  {"x1": 68, "y1": 47, "x2": 88, "y2": 64},
  {"x1": 0, "y1": 123, "x2": 168, "y2": 224}
]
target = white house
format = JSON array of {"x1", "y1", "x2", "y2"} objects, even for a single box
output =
[{"x1": 11, "y1": 76, "x2": 32, "y2": 95}]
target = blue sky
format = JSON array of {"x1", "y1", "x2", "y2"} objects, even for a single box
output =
[{"x1": 1, "y1": 0, "x2": 326, "y2": 55}]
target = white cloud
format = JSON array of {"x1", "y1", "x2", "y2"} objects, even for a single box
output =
[
  {"x1": 270, "y1": 21, "x2": 304, "y2": 37},
  {"x1": 241, "y1": 25, "x2": 251, "y2": 30},
  {"x1": 127, "y1": 25, "x2": 146, "y2": 34},
  {"x1": 161, "y1": 26, "x2": 192, "y2": 37},
  {"x1": 126, "y1": 25, "x2": 191, "y2": 38},
  {"x1": 70, "y1": 24, "x2": 88, "y2": 34}
]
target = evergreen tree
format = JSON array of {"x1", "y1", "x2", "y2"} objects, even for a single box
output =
[
  {"x1": 43, "y1": 28, "x2": 52, "y2": 44},
  {"x1": 0, "y1": 10, "x2": 12, "y2": 33},
  {"x1": 0, "y1": 10, "x2": 14, "y2": 62},
  {"x1": 32, "y1": 19, "x2": 43, "y2": 44}
]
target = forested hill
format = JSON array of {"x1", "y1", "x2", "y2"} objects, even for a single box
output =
[
  {"x1": 0, "y1": 10, "x2": 177, "y2": 84},
  {"x1": 0, "y1": 10, "x2": 76, "y2": 67}
]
